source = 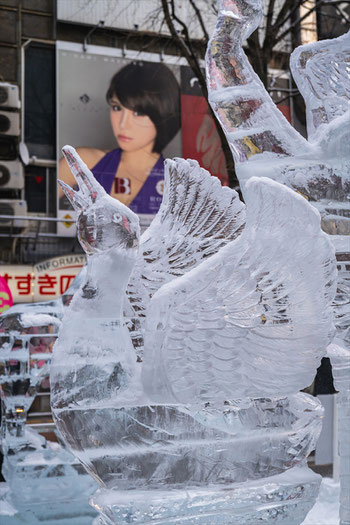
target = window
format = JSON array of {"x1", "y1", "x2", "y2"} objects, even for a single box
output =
[
  {"x1": 24, "y1": 43, "x2": 56, "y2": 160},
  {"x1": 25, "y1": 165, "x2": 56, "y2": 214}
]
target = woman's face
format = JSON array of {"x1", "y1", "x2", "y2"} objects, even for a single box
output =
[{"x1": 109, "y1": 97, "x2": 157, "y2": 153}]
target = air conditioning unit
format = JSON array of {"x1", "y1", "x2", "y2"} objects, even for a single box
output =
[
  {"x1": 0, "y1": 136, "x2": 17, "y2": 161},
  {"x1": 0, "y1": 199, "x2": 28, "y2": 228},
  {"x1": 0, "y1": 83, "x2": 20, "y2": 109},
  {"x1": 0, "y1": 160, "x2": 24, "y2": 190},
  {"x1": 0, "y1": 111, "x2": 20, "y2": 136}
]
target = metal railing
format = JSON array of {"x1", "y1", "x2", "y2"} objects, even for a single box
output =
[{"x1": 0, "y1": 214, "x2": 75, "y2": 239}]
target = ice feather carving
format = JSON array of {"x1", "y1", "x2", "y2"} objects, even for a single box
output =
[
  {"x1": 290, "y1": 32, "x2": 350, "y2": 140},
  {"x1": 142, "y1": 177, "x2": 337, "y2": 402},
  {"x1": 126, "y1": 158, "x2": 245, "y2": 344},
  {"x1": 206, "y1": 0, "x2": 349, "y2": 363}
]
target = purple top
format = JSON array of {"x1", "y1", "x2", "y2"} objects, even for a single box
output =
[{"x1": 91, "y1": 148, "x2": 164, "y2": 215}]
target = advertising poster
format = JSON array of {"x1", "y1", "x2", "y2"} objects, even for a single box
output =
[{"x1": 57, "y1": 43, "x2": 229, "y2": 236}]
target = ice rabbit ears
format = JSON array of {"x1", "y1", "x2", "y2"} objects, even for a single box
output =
[
  {"x1": 58, "y1": 146, "x2": 140, "y2": 254},
  {"x1": 58, "y1": 145, "x2": 107, "y2": 211}
]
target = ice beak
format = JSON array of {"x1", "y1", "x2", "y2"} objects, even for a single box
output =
[{"x1": 62, "y1": 145, "x2": 106, "y2": 204}]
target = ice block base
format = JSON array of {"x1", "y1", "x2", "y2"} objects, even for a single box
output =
[{"x1": 90, "y1": 465, "x2": 320, "y2": 525}]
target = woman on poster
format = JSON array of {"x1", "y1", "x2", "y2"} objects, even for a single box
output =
[{"x1": 59, "y1": 61, "x2": 180, "y2": 227}]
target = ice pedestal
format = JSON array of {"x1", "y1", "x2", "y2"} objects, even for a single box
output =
[
  {"x1": 328, "y1": 235, "x2": 350, "y2": 525},
  {"x1": 90, "y1": 466, "x2": 320, "y2": 525}
]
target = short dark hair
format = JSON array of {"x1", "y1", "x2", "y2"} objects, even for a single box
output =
[{"x1": 106, "y1": 62, "x2": 181, "y2": 153}]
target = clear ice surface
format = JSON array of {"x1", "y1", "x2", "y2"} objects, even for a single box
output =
[
  {"x1": 328, "y1": 343, "x2": 350, "y2": 525},
  {"x1": 0, "y1": 269, "x2": 85, "y2": 437},
  {"x1": 207, "y1": 5, "x2": 350, "y2": 521},
  {"x1": 0, "y1": 1, "x2": 343, "y2": 522},
  {"x1": 91, "y1": 466, "x2": 321, "y2": 525}
]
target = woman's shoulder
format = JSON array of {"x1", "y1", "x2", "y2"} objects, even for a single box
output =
[{"x1": 75, "y1": 147, "x2": 110, "y2": 169}]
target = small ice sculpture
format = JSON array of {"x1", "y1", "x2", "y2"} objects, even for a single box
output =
[
  {"x1": 0, "y1": 271, "x2": 97, "y2": 525},
  {"x1": 0, "y1": 304, "x2": 62, "y2": 440},
  {"x1": 50, "y1": 145, "x2": 336, "y2": 525},
  {"x1": 0, "y1": 270, "x2": 85, "y2": 441},
  {"x1": 0, "y1": 426, "x2": 97, "y2": 525}
]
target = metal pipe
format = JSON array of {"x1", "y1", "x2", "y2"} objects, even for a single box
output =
[
  {"x1": 0, "y1": 233, "x2": 71, "y2": 238},
  {"x1": 0, "y1": 214, "x2": 74, "y2": 222},
  {"x1": 27, "y1": 412, "x2": 52, "y2": 418},
  {"x1": 21, "y1": 38, "x2": 32, "y2": 144},
  {"x1": 28, "y1": 157, "x2": 56, "y2": 167},
  {"x1": 83, "y1": 20, "x2": 105, "y2": 52},
  {"x1": 26, "y1": 422, "x2": 56, "y2": 430}
]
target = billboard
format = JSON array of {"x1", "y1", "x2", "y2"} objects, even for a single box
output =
[
  {"x1": 57, "y1": 42, "x2": 228, "y2": 236},
  {"x1": 180, "y1": 66, "x2": 228, "y2": 185}
]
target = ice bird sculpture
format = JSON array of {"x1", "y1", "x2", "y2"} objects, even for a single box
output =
[{"x1": 51, "y1": 146, "x2": 336, "y2": 524}]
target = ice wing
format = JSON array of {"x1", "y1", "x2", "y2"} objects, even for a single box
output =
[
  {"x1": 142, "y1": 177, "x2": 337, "y2": 403},
  {"x1": 290, "y1": 31, "x2": 350, "y2": 140},
  {"x1": 125, "y1": 158, "x2": 245, "y2": 348}
]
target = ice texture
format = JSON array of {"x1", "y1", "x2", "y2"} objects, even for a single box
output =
[
  {"x1": 142, "y1": 176, "x2": 336, "y2": 402},
  {"x1": 290, "y1": 33, "x2": 350, "y2": 141},
  {"x1": 207, "y1": 7, "x2": 349, "y2": 520},
  {"x1": 328, "y1": 343, "x2": 350, "y2": 525},
  {"x1": 54, "y1": 394, "x2": 322, "y2": 490},
  {"x1": 302, "y1": 477, "x2": 340, "y2": 525},
  {"x1": 332, "y1": 243, "x2": 350, "y2": 355},
  {"x1": 0, "y1": 269, "x2": 84, "y2": 437},
  {"x1": 50, "y1": 144, "x2": 336, "y2": 524},
  {"x1": 51, "y1": 148, "x2": 336, "y2": 406},
  {"x1": 0, "y1": 301, "x2": 63, "y2": 436},
  {"x1": 91, "y1": 466, "x2": 321, "y2": 525},
  {"x1": 126, "y1": 157, "x2": 246, "y2": 358},
  {"x1": 0, "y1": 427, "x2": 97, "y2": 525}
]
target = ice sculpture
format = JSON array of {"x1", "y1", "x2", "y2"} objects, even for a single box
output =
[
  {"x1": 0, "y1": 427, "x2": 97, "y2": 525},
  {"x1": 206, "y1": 0, "x2": 349, "y2": 236},
  {"x1": 0, "y1": 272, "x2": 97, "y2": 524},
  {"x1": 50, "y1": 145, "x2": 336, "y2": 524},
  {"x1": 207, "y1": 2, "x2": 349, "y2": 523},
  {"x1": 0, "y1": 301, "x2": 62, "y2": 440}
]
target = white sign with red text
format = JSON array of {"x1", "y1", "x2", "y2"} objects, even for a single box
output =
[{"x1": 0, "y1": 254, "x2": 86, "y2": 303}]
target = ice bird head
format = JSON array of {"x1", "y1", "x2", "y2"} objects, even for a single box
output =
[{"x1": 59, "y1": 146, "x2": 140, "y2": 256}]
